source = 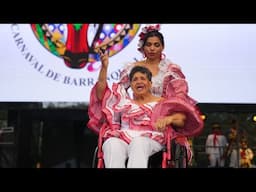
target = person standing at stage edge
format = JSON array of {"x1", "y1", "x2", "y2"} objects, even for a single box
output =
[{"x1": 205, "y1": 123, "x2": 228, "y2": 168}]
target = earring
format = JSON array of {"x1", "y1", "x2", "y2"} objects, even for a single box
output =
[{"x1": 161, "y1": 53, "x2": 166, "y2": 60}]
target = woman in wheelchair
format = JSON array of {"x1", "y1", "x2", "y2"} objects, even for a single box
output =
[{"x1": 87, "y1": 49, "x2": 204, "y2": 168}]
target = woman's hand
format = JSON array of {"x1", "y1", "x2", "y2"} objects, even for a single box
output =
[
  {"x1": 99, "y1": 48, "x2": 109, "y2": 69},
  {"x1": 155, "y1": 116, "x2": 173, "y2": 132},
  {"x1": 154, "y1": 112, "x2": 186, "y2": 132}
]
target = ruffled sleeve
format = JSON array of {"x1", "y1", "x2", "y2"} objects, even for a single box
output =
[
  {"x1": 161, "y1": 60, "x2": 197, "y2": 106},
  {"x1": 87, "y1": 61, "x2": 134, "y2": 135},
  {"x1": 87, "y1": 81, "x2": 131, "y2": 134},
  {"x1": 87, "y1": 82, "x2": 108, "y2": 134},
  {"x1": 151, "y1": 97, "x2": 204, "y2": 137}
]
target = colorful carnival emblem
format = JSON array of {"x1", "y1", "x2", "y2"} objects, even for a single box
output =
[{"x1": 31, "y1": 24, "x2": 140, "y2": 71}]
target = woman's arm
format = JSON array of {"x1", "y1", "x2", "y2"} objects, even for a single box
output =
[
  {"x1": 154, "y1": 112, "x2": 186, "y2": 132},
  {"x1": 96, "y1": 49, "x2": 109, "y2": 100}
]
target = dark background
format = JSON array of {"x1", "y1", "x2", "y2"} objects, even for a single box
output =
[{"x1": 0, "y1": 102, "x2": 255, "y2": 168}]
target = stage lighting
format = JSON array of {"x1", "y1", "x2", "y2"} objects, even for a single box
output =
[
  {"x1": 201, "y1": 114, "x2": 206, "y2": 121},
  {"x1": 252, "y1": 115, "x2": 256, "y2": 122}
]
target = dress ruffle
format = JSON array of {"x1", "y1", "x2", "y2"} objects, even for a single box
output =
[
  {"x1": 88, "y1": 82, "x2": 204, "y2": 139},
  {"x1": 151, "y1": 97, "x2": 204, "y2": 137}
]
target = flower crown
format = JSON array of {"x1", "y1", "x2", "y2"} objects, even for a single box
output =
[{"x1": 137, "y1": 24, "x2": 161, "y2": 53}]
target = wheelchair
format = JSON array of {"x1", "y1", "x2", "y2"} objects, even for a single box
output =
[{"x1": 92, "y1": 126, "x2": 189, "y2": 168}]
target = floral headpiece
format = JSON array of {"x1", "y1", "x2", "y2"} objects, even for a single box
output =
[{"x1": 137, "y1": 24, "x2": 161, "y2": 53}]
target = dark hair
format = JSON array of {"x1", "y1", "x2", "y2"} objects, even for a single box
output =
[
  {"x1": 129, "y1": 66, "x2": 152, "y2": 82},
  {"x1": 142, "y1": 30, "x2": 165, "y2": 48},
  {"x1": 212, "y1": 122, "x2": 221, "y2": 130}
]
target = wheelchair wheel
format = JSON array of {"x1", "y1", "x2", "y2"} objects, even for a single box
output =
[
  {"x1": 92, "y1": 146, "x2": 98, "y2": 168},
  {"x1": 172, "y1": 141, "x2": 188, "y2": 168},
  {"x1": 92, "y1": 146, "x2": 105, "y2": 168},
  {"x1": 148, "y1": 150, "x2": 163, "y2": 168}
]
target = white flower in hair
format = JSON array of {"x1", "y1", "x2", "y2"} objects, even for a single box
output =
[
  {"x1": 142, "y1": 26, "x2": 147, "y2": 33},
  {"x1": 137, "y1": 40, "x2": 143, "y2": 48}
]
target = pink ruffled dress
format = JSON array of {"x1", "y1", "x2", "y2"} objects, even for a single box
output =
[{"x1": 87, "y1": 58, "x2": 204, "y2": 161}]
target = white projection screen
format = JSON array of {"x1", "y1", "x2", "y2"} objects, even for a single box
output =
[{"x1": 0, "y1": 24, "x2": 256, "y2": 105}]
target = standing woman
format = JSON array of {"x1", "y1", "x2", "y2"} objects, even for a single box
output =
[
  {"x1": 117, "y1": 24, "x2": 203, "y2": 163},
  {"x1": 120, "y1": 24, "x2": 196, "y2": 105}
]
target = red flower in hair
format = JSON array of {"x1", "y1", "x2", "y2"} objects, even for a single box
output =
[{"x1": 137, "y1": 24, "x2": 161, "y2": 53}]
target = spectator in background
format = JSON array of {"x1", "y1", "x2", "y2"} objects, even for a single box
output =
[
  {"x1": 225, "y1": 119, "x2": 248, "y2": 168},
  {"x1": 205, "y1": 123, "x2": 228, "y2": 168},
  {"x1": 239, "y1": 139, "x2": 254, "y2": 168}
]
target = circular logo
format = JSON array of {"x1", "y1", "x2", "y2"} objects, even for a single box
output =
[{"x1": 31, "y1": 24, "x2": 140, "y2": 71}]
